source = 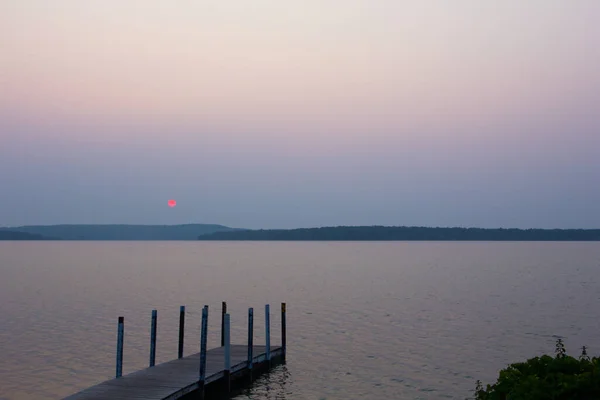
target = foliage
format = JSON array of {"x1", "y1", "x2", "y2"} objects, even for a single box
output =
[
  {"x1": 0, "y1": 230, "x2": 49, "y2": 240},
  {"x1": 197, "y1": 226, "x2": 600, "y2": 241},
  {"x1": 555, "y1": 338, "x2": 566, "y2": 359},
  {"x1": 472, "y1": 340, "x2": 600, "y2": 400},
  {"x1": 0, "y1": 224, "x2": 236, "y2": 240}
]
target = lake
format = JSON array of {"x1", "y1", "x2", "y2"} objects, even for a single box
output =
[{"x1": 0, "y1": 242, "x2": 599, "y2": 399}]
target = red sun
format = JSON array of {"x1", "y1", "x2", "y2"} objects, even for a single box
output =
[{"x1": 168, "y1": 199, "x2": 177, "y2": 208}]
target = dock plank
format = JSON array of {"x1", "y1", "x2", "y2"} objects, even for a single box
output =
[{"x1": 63, "y1": 345, "x2": 280, "y2": 400}]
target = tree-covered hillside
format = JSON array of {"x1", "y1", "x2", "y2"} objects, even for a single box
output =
[{"x1": 198, "y1": 226, "x2": 600, "y2": 241}]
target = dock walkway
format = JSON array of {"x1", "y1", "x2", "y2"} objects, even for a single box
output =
[{"x1": 64, "y1": 345, "x2": 282, "y2": 400}]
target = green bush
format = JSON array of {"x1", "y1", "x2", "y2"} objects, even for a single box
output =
[{"x1": 472, "y1": 340, "x2": 600, "y2": 400}]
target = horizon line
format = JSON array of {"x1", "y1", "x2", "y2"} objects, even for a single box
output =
[{"x1": 2, "y1": 224, "x2": 599, "y2": 231}]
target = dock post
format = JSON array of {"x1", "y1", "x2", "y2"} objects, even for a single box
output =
[
  {"x1": 265, "y1": 304, "x2": 271, "y2": 366},
  {"x1": 224, "y1": 313, "x2": 231, "y2": 393},
  {"x1": 281, "y1": 302, "x2": 286, "y2": 361},
  {"x1": 247, "y1": 307, "x2": 254, "y2": 381},
  {"x1": 116, "y1": 316, "x2": 124, "y2": 378},
  {"x1": 199, "y1": 305, "x2": 209, "y2": 399},
  {"x1": 178, "y1": 306, "x2": 185, "y2": 359},
  {"x1": 221, "y1": 301, "x2": 227, "y2": 347},
  {"x1": 149, "y1": 309, "x2": 157, "y2": 367}
]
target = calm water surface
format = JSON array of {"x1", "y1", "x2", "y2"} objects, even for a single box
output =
[{"x1": 1, "y1": 242, "x2": 599, "y2": 400}]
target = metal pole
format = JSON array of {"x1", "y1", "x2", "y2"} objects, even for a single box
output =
[
  {"x1": 116, "y1": 316, "x2": 124, "y2": 378},
  {"x1": 178, "y1": 306, "x2": 185, "y2": 359},
  {"x1": 224, "y1": 313, "x2": 231, "y2": 393},
  {"x1": 247, "y1": 307, "x2": 254, "y2": 380},
  {"x1": 265, "y1": 304, "x2": 271, "y2": 364},
  {"x1": 221, "y1": 301, "x2": 227, "y2": 347},
  {"x1": 281, "y1": 303, "x2": 286, "y2": 361},
  {"x1": 199, "y1": 305, "x2": 209, "y2": 399},
  {"x1": 149, "y1": 310, "x2": 157, "y2": 367}
]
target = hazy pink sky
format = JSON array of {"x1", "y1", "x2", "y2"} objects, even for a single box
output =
[{"x1": 1, "y1": 0, "x2": 599, "y2": 228}]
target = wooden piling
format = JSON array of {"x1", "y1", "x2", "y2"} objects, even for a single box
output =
[
  {"x1": 281, "y1": 303, "x2": 286, "y2": 361},
  {"x1": 265, "y1": 304, "x2": 271, "y2": 365},
  {"x1": 223, "y1": 313, "x2": 231, "y2": 393},
  {"x1": 199, "y1": 305, "x2": 209, "y2": 399},
  {"x1": 221, "y1": 301, "x2": 227, "y2": 347},
  {"x1": 247, "y1": 307, "x2": 254, "y2": 380},
  {"x1": 178, "y1": 306, "x2": 185, "y2": 359},
  {"x1": 116, "y1": 316, "x2": 124, "y2": 378},
  {"x1": 149, "y1": 310, "x2": 157, "y2": 367}
]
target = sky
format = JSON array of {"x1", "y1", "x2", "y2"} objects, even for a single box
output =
[{"x1": 1, "y1": 0, "x2": 599, "y2": 229}]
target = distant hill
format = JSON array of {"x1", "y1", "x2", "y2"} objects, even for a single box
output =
[
  {"x1": 197, "y1": 226, "x2": 600, "y2": 241},
  {"x1": 0, "y1": 224, "x2": 237, "y2": 240},
  {"x1": 0, "y1": 230, "x2": 52, "y2": 240}
]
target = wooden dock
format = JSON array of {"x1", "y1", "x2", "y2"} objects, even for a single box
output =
[{"x1": 62, "y1": 303, "x2": 287, "y2": 400}]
